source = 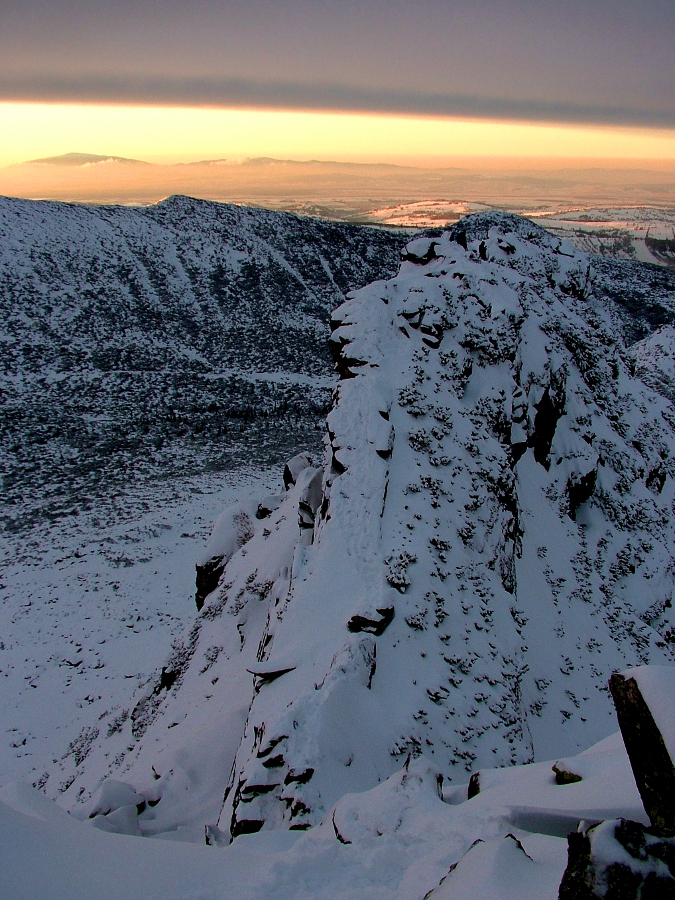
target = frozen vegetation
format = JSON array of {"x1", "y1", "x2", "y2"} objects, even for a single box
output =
[{"x1": 2, "y1": 206, "x2": 675, "y2": 897}]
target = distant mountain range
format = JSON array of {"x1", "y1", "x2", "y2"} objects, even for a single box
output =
[{"x1": 3, "y1": 153, "x2": 675, "y2": 210}]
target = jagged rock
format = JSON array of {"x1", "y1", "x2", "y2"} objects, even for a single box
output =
[
  {"x1": 347, "y1": 607, "x2": 395, "y2": 636},
  {"x1": 467, "y1": 772, "x2": 481, "y2": 799},
  {"x1": 247, "y1": 662, "x2": 297, "y2": 691},
  {"x1": 194, "y1": 501, "x2": 257, "y2": 609},
  {"x1": 567, "y1": 467, "x2": 597, "y2": 521},
  {"x1": 530, "y1": 387, "x2": 566, "y2": 469},
  {"x1": 401, "y1": 239, "x2": 440, "y2": 266},
  {"x1": 297, "y1": 467, "x2": 323, "y2": 532},
  {"x1": 283, "y1": 452, "x2": 313, "y2": 489},
  {"x1": 609, "y1": 668, "x2": 675, "y2": 837},
  {"x1": 195, "y1": 555, "x2": 225, "y2": 612},
  {"x1": 256, "y1": 494, "x2": 284, "y2": 519},
  {"x1": 558, "y1": 819, "x2": 675, "y2": 899}
]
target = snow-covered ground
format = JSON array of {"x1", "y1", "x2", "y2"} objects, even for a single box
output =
[
  {"x1": 359, "y1": 202, "x2": 675, "y2": 268},
  {"x1": 3, "y1": 207, "x2": 675, "y2": 898},
  {"x1": 528, "y1": 207, "x2": 675, "y2": 266},
  {"x1": 27, "y1": 211, "x2": 673, "y2": 854},
  {"x1": 0, "y1": 467, "x2": 280, "y2": 789},
  {"x1": 0, "y1": 729, "x2": 652, "y2": 899},
  {"x1": 363, "y1": 201, "x2": 492, "y2": 229}
]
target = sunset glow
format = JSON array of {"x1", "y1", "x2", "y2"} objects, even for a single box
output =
[{"x1": 2, "y1": 102, "x2": 675, "y2": 168}]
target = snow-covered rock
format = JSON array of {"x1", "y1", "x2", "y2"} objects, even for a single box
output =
[
  {"x1": 631, "y1": 324, "x2": 675, "y2": 403},
  {"x1": 559, "y1": 817, "x2": 675, "y2": 898},
  {"x1": 195, "y1": 499, "x2": 258, "y2": 609},
  {"x1": 0, "y1": 728, "x2": 657, "y2": 899},
  {"x1": 46, "y1": 213, "x2": 675, "y2": 848}
]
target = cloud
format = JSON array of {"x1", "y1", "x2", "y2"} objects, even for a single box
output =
[{"x1": 1, "y1": 74, "x2": 673, "y2": 130}]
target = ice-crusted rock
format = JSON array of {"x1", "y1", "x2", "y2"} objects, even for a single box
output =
[
  {"x1": 49, "y1": 213, "x2": 675, "y2": 842},
  {"x1": 558, "y1": 664, "x2": 675, "y2": 897}
]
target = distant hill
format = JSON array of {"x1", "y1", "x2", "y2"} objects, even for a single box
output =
[
  {"x1": 26, "y1": 152, "x2": 149, "y2": 166},
  {"x1": 3, "y1": 153, "x2": 675, "y2": 210}
]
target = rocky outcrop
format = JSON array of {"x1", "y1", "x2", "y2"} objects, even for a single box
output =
[
  {"x1": 49, "y1": 214, "x2": 675, "y2": 845},
  {"x1": 609, "y1": 668, "x2": 675, "y2": 837},
  {"x1": 194, "y1": 502, "x2": 257, "y2": 609},
  {"x1": 195, "y1": 556, "x2": 227, "y2": 612},
  {"x1": 559, "y1": 818, "x2": 675, "y2": 899},
  {"x1": 558, "y1": 665, "x2": 675, "y2": 897}
]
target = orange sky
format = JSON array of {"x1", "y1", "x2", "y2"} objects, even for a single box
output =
[{"x1": 2, "y1": 102, "x2": 675, "y2": 169}]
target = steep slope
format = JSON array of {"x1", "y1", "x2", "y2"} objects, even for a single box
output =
[
  {"x1": 48, "y1": 213, "x2": 675, "y2": 842},
  {"x1": 591, "y1": 255, "x2": 675, "y2": 346},
  {"x1": 0, "y1": 194, "x2": 404, "y2": 532},
  {"x1": 631, "y1": 324, "x2": 675, "y2": 403}
]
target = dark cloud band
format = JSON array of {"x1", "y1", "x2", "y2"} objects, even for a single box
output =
[{"x1": 1, "y1": 74, "x2": 672, "y2": 130}]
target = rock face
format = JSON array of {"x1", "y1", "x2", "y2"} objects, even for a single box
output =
[
  {"x1": 48, "y1": 213, "x2": 675, "y2": 842},
  {"x1": 631, "y1": 325, "x2": 675, "y2": 404},
  {"x1": 194, "y1": 500, "x2": 258, "y2": 611}
]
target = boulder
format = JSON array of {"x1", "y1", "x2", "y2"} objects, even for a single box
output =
[
  {"x1": 255, "y1": 494, "x2": 284, "y2": 519},
  {"x1": 194, "y1": 501, "x2": 257, "y2": 609}
]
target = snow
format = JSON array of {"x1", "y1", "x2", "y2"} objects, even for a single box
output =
[
  {"x1": 0, "y1": 467, "x2": 280, "y2": 789},
  {"x1": 0, "y1": 730, "x2": 651, "y2": 899},
  {"x1": 528, "y1": 206, "x2": 675, "y2": 266},
  {"x1": 198, "y1": 500, "x2": 259, "y2": 567},
  {"x1": 4, "y1": 208, "x2": 675, "y2": 897},
  {"x1": 38, "y1": 213, "x2": 675, "y2": 852}
]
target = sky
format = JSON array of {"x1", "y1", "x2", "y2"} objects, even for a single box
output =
[{"x1": 1, "y1": 0, "x2": 674, "y2": 166}]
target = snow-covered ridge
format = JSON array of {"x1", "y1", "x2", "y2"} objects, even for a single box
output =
[
  {"x1": 0, "y1": 194, "x2": 403, "y2": 532},
  {"x1": 46, "y1": 213, "x2": 675, "y2": 850}
]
